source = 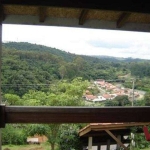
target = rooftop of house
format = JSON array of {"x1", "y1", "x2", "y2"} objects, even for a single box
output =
[{"x1": 79, "y1": 122, "x2": 150, "y2": 137}]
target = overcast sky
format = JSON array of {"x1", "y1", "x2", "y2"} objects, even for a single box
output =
[{"x1": 2, "y1": 24, "x2": 150, "y2": 60}]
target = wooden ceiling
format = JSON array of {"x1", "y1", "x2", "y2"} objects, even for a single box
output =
[{"x1": 1, "y1": 1, "x2": 150, "y2": 32}]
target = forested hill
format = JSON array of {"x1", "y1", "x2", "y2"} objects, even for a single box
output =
[
  {"x1": 3, "y1": 42, "x2": 77, "y2": 62},
  {"x1": 92, "y1": 55, "x2": 149, "y2": 63},
  {"x1": 2, "y1": 42, "x2": 150, "y2": 96},
  {"x1": 3, "y1": 42, "x2": 112, "y2": 63}
]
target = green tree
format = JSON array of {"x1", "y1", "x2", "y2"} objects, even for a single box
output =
[
  {"x1": 144, "y1": 92, "x2": 150, "y2": 106},
  {"x1": 24, "y1": 77, "x2": 89, "y2": 150},
  {"x1": 59, "y1": 65, "x2": 67, "y2": 79},
  {"x1": 114, "y1": 95, "x2": 131, "y2": 106},
  {"x1": 2, "y1": 124, "x2": 27, "y2": 145},
  {"x1": 73, "y1": 56, "x2": 85, "y2": 72},
  {"x1": 3, "y1": 93, "x2": 21, "y2": 105},
  {"x1": 22, "y1": 90, "x2": 47, "y2": 106},
  {"x1": 104, "y1": 95, "x2": 131, "y2": 106},
  {"x1": 58, "y1": 124, "x2": 83, "y2": 150}
]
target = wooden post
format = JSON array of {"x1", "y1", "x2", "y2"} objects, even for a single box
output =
[
  {"x1": 98, "y1": 144, "x2": 101, "y2": 150},
  {"x1": 116, "y1": 135, "x2": 121, "y2": 150},
  {"x1": 106, "y1": 139, "x2": 110, "y2": 150},
  {"x1": 0, "y1": 2, "x2": 2, "y2": 150},
  {"x1": 88, "y1": 137, "x2": 93, "y2": 150}
]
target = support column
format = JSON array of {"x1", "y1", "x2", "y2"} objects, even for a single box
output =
[
  {"x1": 98, "y1": 144, "x2": 101, "y2": 150},
  {"x1": 105, "y1": 130, "x2": 128, "y2": 150},
  {"x1": 0, "y1": 2, "x2": 2, "y2": 150},
  {"x1": 88, "y1": 137, "x2": 93, "y2": 150},
  {"x1": 116, "y1": 135, "x2": 121, "y2": 150},
  {"x1": 106, "y1": 139, "x2": 110, "y2": 150}
]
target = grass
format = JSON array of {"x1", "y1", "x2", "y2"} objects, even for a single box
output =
[
  {"x1": 3, "y1": 144, "x2": 150, "y2": 150},
  {"x1": 2, "y1": 142, "x2": 50, "y2": 150}
]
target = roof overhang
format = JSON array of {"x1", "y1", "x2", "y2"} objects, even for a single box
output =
[
  {"x1": 79, "y1": 122, "x2": 150, "y2": 137},
  {"x1": 1, "y1": 1, "x2": 150, "y2": 32}
]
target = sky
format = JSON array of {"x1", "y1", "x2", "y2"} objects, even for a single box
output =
[{"x1": 2, "y1": 24, "x2": 150, "y2": 60}]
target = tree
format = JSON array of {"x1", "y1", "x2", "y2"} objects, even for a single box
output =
[
  {"x1": 144, "y1": 92, "x2": 150, "y2": 106},
  {"x1": 24, "y1": 77, "x2": 89, "y2": 150},
  {"x1": 73, "y1": 56, "x2": 85, "y2": 72},
  {"x1": 104, "y1": 95, "x2": 131, "y2": 106},
  {"x1": 3, "y1": 93, "x2": 21, "y2": 105},
  {"x1": 130, "y1": 126, "x2": 150, "y2": 149},
  {"x1": 114, "y1": 95, "x2": 131, "y2": 106},
  {"x1": 22, "y1": 90, "x2": 47, "y2": 106},
  {"x1": 2, "y1": 124, "x2": 27, "y2": 145},
  {"x1": 58, "y1": 124, "x2": 83, "y2": 150},
  {"x1": 59, "y1": 65, "x2": 67, "y2": 79}
]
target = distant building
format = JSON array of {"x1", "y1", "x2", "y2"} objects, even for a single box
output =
[
  {"x1": 102, "y1": 94, "x2": 112, "y2": 100},
  {"x1": 27, "y1": 135, "x2": 48, "y2": 144},
  {"x1": 85, "y1": 95, "x2": 97, "y2": 101},
  {"x1": 93, "y1": 96, "x2": 106, "y2": 102}
]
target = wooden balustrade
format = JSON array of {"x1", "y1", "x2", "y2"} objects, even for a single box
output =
[{"x1": 1, "y1": 105, "x2": 150, "y2": 128}]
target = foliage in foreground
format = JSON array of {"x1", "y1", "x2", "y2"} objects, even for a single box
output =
[
  {"x1": 58, "y1": 124, "x2": 83, "y2": 150},
  {"x1": 2, "y1": 124, "x2": 27, "y2": 145},
  {"x1": 2, "y1": 77, "x2": 89, "y2": 150},
  {"x1": 130, "y1": 126, "x2": 150, "y2": 150},
  {"x1": 2, "y1": 142, "x2": 50, "y2": 150}
]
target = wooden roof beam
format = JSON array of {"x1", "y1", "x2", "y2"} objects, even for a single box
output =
[
  {"x1": 2, "y1": 1, "x2": 150, "y2": 14},
  {"x1": 117, "y1": 12, "x2": 131, "y2": 28},
  {"x1": 79, "y1": 9, "x2": 88, "y2": 25},
  {"x1": 39, "y1": 6, "x2": 47, "y2": 23},
  {"x1": 105, "y1": 129, "x2": 128, "y2": 150}
]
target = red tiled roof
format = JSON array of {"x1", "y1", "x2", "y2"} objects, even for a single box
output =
[
  {"x1": 102, "y1": 94, "x2": 111, "y2": 99},
  {"x1": 85, "y1": 94, "x2": 97, "y2": 100}
]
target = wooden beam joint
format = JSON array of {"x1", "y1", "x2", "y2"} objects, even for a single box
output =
[
  {"x1": 39, "y1": 6, "x2": 47, "y2": 23},
  {"x1": 79, "y1": 9, "x2": 88, "y2": 25},
  {"x1": 117, "y1": 12, "x2": 131, "y2": 28},
  {"x1": 105, "y1": 129, "x2": 128, "y2": 150}
]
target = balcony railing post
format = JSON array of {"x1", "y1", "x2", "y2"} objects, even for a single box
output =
[
  {"x1": 0, "y1": 105, "x2": 5, "y2": 128},
  {"x1": 0, "y1": 1, "x2": 2, "y2": 149}
]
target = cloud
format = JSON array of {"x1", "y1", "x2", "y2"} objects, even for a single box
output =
[
  {"x1": 88, "y1": 40, "x2": 131, "y2": 49},
  {"x1": 2, "y1": 24, "x2": 150, "y2": 60}
]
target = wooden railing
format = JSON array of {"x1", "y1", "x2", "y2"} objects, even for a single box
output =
[{"x1": 1, "y1": 105, "x2": 150, "y2": 128}]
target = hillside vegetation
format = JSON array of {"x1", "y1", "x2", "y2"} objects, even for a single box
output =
[
  {"x1": 2, "y1": 42, "x2": 150, "y2": 150},
  {"x1": 2, "y1": 42, "x2": 150, "y2": 96}
]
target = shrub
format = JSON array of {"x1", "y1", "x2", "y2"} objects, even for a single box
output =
[
  {"x1": 58, "y1": 124, "x2": 83, "y2": 150},
  {"x1": 2, "y1": 124, "x2": 27, "y2": 145}
]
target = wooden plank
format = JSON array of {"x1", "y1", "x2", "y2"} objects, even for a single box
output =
[
  {"x1": 105, "y1": 129, "x2": 128, "y2": 150},
  {"x1": 92, "y1": 127, "x2": 127, "y2": 131},
  {"x1": 90, "y1": 122, "x2": 150, "y2": 129},
  {"x1": 79, "y1": 126, "x2": 91, "y2": 136},
  {"x1": 117, "y1": 12, "x2": 131, "y2": 28},
  {"x1": 2, "y1": 1, "x2": 150, "y2": 14},
  {"x1": 79, "y1": 9, "x2": 88, "y2": 25},
  {"x1": 0, "y1": 106, "x2": 150, "y2": 126},
  {"x1": 81, "y1": 129, "x2": 131, "y2": 137}
]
